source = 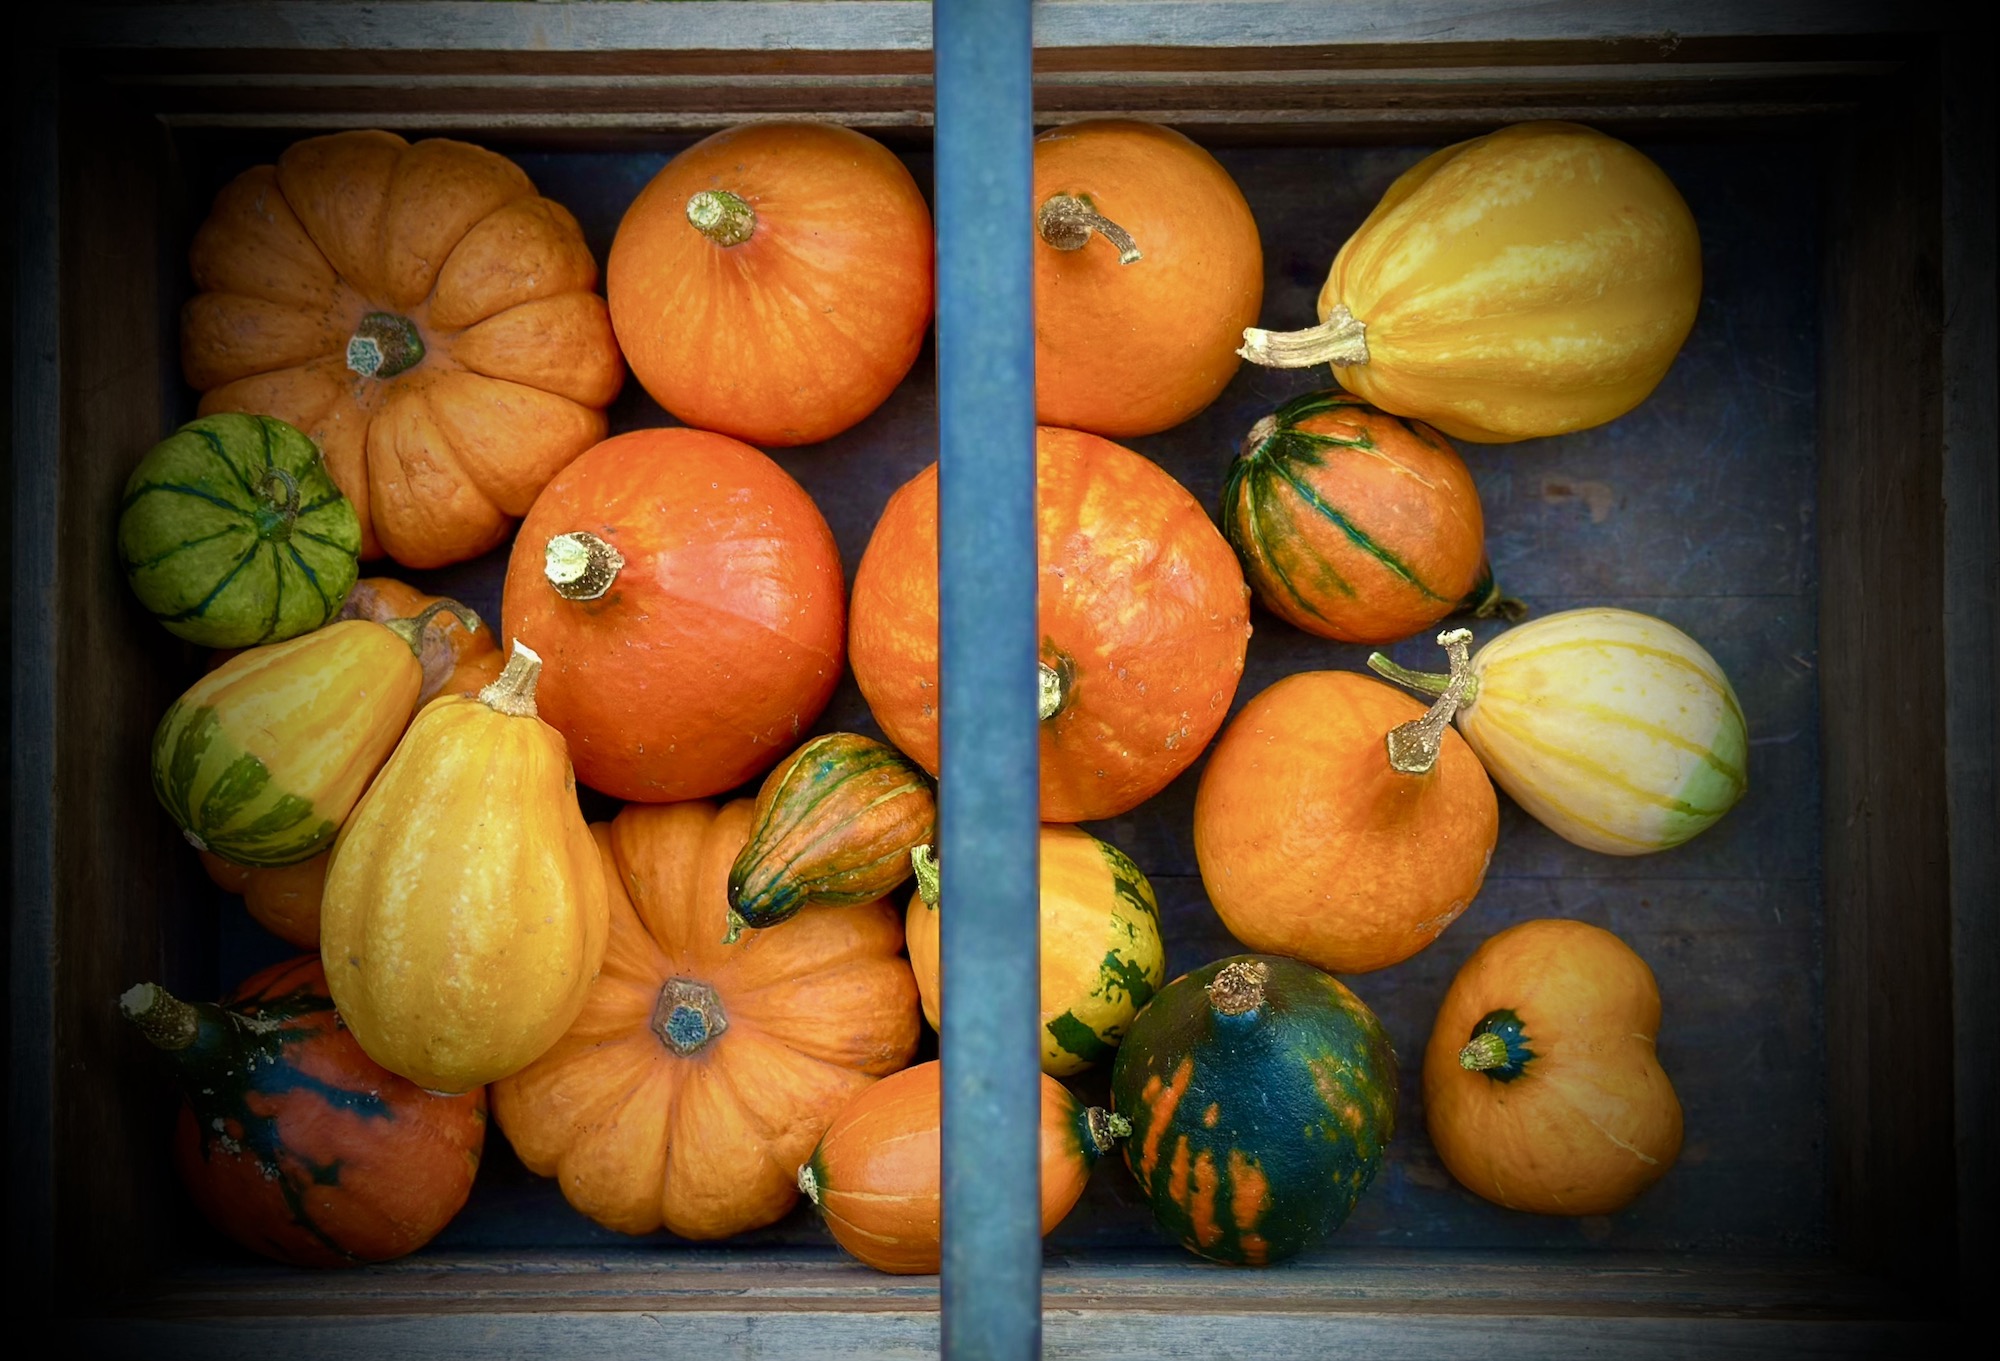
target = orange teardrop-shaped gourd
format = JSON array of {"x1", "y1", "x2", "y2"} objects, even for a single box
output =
[
  {"x1": 1033, "y1": 120, "x2": 1263, "y2": 437},
  {"x1": 490, "y1": 799, "x2": 920, "y2": 1240},
  {"x1": 799, "y1": 1061, "x2": 1125, "y2": 1274},
  {"x1": 1423, "y1": 919, "x2": 1683, "y2": 1214},
  {"x1": 850, "y1": 427, "x2": 1251, "y2": 822},
  {"x1": 320, "y1": 643, "x2": 609, "y2": 1093},
  {"x1": 607, "y1": 121, "x2": 933, "y2": 447},
  {"x1": 1194, "y1": 648, "x2": 1497, "y2": 974}
]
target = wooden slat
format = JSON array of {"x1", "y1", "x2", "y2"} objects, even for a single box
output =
[{"x1": 1817, "y1": 60, "x2": 1957, "y2": 1296}]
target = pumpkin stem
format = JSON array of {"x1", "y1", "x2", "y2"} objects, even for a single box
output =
[
  {"x1": 721, "y1": 909, "x2": 748, "y2": 946},
  {"x1": 346, "y1": 312, "x2": 426, "y2": 379},
  {"x1": 1384, "y1": 628, "x2": 1477, "y2": 776},
  {"x1": 119, "y1": 982, "x2": 202, "y2": 1051},
  {"x1": 1084, "y1": 1106, "x2": 1132, "y2": 1156},
  {"x1": 687, "y1": 189, "x2": 757, "y2": 247},
  {"x1": 1207, "y1": 959, "x2": 1270, "y2": 1017},
  {"x1": 1366, "y1": 652, "x2": 1452, "y2": 698},
  {"x1": 1460, "y1": 1009, "x2": 1535, "y2": 1081},
  {"x1": 1037, "y1": 194, "x2": 1143, "y2": 265},
  {"x1": 1039, "y1": 653, "x2": 1076, "y2": 722},
  {"x1": 479, "y1": 641, "x2": 543, "y2": 718},
  {"x1": 1238, "y1": 303, "x2": 1371, "y2": 370},
  {"x1": 651, "y1": 978, "x2": 729, "y2": 1057},
  {"x1": 1462, "y1": 563, "x2": 1528, "y2": 624},
  {"x1": 253, "y1": 466, "x2": 301, "y2": 538},
  {"x1": 544, "y1": 531, "x2": 625, "y2": 602},
  {"x1": 379, "y1": 599, "x2": 482, "y2": 658},
  {"x1": 911, "y1": 843, "x2": 941, "y2": 908},
  {"x1": 797, "y1": 1159, "x2": 823, "y2": 1205}
]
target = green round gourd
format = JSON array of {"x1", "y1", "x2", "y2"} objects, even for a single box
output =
[
  {"x1": 119, "y1": 413, "x2": 361, "y2": 647},
  {"x1": 1110, "y1": 954, "x2": 1398, "y2": 1265}
]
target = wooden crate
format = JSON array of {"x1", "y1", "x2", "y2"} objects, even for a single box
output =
[{"x1": 14, "y1": 3, "x2": 1991, "y2": 1355}]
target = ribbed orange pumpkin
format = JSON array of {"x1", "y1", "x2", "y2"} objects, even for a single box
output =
[
  {"x1": 184, "y1": 129, "x2": 624, "y2": 565},
  {"x1": 849, "y1": 427, "x2": 1251, "y2": 822},
  {"x1": 607, "y1": 120, "x2": 933, "y2": 447},
  {"x1": 1033, "y1": 120, "x2": 1263, "y2": 437},
  {"x1": 491, "y1": 800, "x2": 920, "y2": 1240},
  {"x1": 502, "y1": 427, "x2": 847, "y2": 802}
]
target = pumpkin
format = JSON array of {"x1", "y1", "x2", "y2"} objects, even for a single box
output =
[
  {"x1": 850, "y1": 427, "x2": 1251, "y2": 822},
  {"x1": 152, "y1": 599, "x2": 478, "y2": 867},
  {"x1": 1110, "y1": 956, "x2": 1397, "y2": 1265},
  {"x1": 1424, "y1": 919, "x2": 1682, "y2": 1214},
  {"x1": 607, "y1": 120, "x2": 932, "y2": 447},
  {"x1": 502, "y1": 428, "x2": 846, "y2": 803},
  {"x1": 1239, "y1": 122, "x2": 1702, "y2": 443},
  {"x1": 1370, "y1": 608, "x2": 1747, "y2": 854},
  {"x1": 1033, "y1": 120, "x2": 1263, "y2": 437},
  {"x1": 490, "y1": 799, "x2": 920, "y2": 1239},
  {"x1": 201, "y1": 850, "x2": 328, "y2": 950},
  {"x1": 119, "y1": 956, "x2": 485, "y2": 1266},
  {"x1": 1194, "y1": 630, "x2": 1498, "y2": 974},
  {"x1": 727, "y1": 732, "x2": 936, "y2": 938},
  {"x1": 320, "y1": 642, "x2": 609, "y2": 1093},
  {"x1": 1222, "y1": 390, "x2": 1499, "y2": 644},
  {"x1": 120, "y1": 412, "x2": 361, "y2": 649},
  {"x1": 799, "y1": 1060, "x2": 1125, "y2": 1274},
  {"x1": 184, "y1": 129, "x2": 624, "y2": 566},
  {"x1": 906, "y1": 825, "x2": 1165, "y2": 1076},
  {"x1": 338, "y1": 576, "x2": 504, "y2": 700}
]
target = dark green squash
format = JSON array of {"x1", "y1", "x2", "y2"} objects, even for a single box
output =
[
  {"x1": 1110, "y1": 954, "x2": 1398, "y2": 1265},
  {"x1": 726, "y1": 732, "x2": 936, "y2": 938},
  {"x1": 119, "y1": 412, "x2": 361, "y2": 648}
]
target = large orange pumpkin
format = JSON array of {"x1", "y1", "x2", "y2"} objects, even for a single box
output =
[
  {"x1": 1034, "y1": 120, "x2": 1263, "y2": 437},
  {"x1": 491, "y1": 800, "x2": 920, "y2": 1240},
  {"x1": 607, "y1": 120, "x2": 933, "y2": 447},
  {"x1": 502, "y1": 428, "x2": 847, "y2": 803},
  {"x1": 849, "y1": 427, "x2": 1251, "y2": 822},
  {"x1": 184, "y1": 130, "x2": 624, "y2": 566}
]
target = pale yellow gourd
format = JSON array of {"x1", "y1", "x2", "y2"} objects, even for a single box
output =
[{"x1": 1241, "y1": 122, "x2": 1701, "y2": 443}]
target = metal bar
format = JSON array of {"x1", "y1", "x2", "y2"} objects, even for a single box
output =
[
  {"x1": 8, "y1": 46, "x2": 61, "y2": 1308},
  {"x1": 933, "y1": 1, "x2": 1039, "y2": 1359}
]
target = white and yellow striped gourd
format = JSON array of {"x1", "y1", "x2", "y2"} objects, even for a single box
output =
[{"x1": 1372, "y1": 609, "x2": 1748, "y2": 855}]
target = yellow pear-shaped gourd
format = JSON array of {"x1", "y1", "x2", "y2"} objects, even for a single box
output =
[
  {"x1": 1371, "y1": 610, "x2": 1748, "y2": 855},
  {"x1": 1240, "y1": 122, "x2": 1701, "y2": 442},
  {"x1": 906, "y1": 825, "x2": 1164, "y2": 1075},
  {"x1": 321, "y1": 641, "x2": 609, "y2": 1093}
]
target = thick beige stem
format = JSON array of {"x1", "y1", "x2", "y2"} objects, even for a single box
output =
[
  {"x1": 1385, "y1": 629, "x2": 1476, "y2": 775},
  {"x1": 1037, "y1": 194, "x2": 1143, "y2": 265},
  {"x1": 479, "y1": 641, "x2": 543, "y2": 718},
  {"x1": 687, "y1": 189, "x2": 756, "y2": 246},
  {"x1": 1239, "y1": 303, "x2": 1371, "y2": 369},
  {"x1": 545, "y1": 531, "x2": 625, "y2": 602}
]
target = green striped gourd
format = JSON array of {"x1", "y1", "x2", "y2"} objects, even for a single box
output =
[
  {"x1": 726, "y1": 732, "x2": 936, "y2": 939},
  {"x1": 906, "y1": 824, "x2": 1165, "y2": 1075},
  {"x1": 1371, "y1": 608, "x2": 1749, "y2": 854},
  {"x1": 1221, "y1": 390, "x2": 1505, "y2": 645},
  {"x1": 119, "y1": 413, "x2": 361, "y2": 648},
  {"x1": 152, "y1": 602, "x2": 475, "y2": 867},
  {"x1": 1110, "y1": 955, "x2": 1398, "y2": 1265}
]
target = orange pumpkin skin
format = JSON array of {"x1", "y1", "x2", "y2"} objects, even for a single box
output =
[
  {"x1": 185, "y1": 130, "x2": 624, "y2": 566},
  {"x1": 490, "y1": 801, "x2": 919, "y2": 1240},
  {"x1": 800, "y1": 1060, "x2": 1115, "y2": 1274},
  {"x1": 608, "y1": 121, "x2": 933, "y2": 447},
  {"x1": 850, "y1": 428, "x2": 1251, "y2": 822},
  {"x1": 1034, "y1": 121, "x2": 1263, "y2": 437},
  {"x1": 201, "y1": 850, "x2": 328, "y2": 950},
  {"x1": 1423, "y1": 919, "x2": 1682, "y2": 1215},
  {"x1": 1194, "y1": 670, "x2": 1497, "y2": 974},
  {"x1": 502, "y1": 428, "x2": 846, "y2": 802}
]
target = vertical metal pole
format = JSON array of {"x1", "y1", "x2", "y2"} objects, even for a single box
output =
[{"x1": 934, "y1": 2, "x2": 1040, "y2": 1359}]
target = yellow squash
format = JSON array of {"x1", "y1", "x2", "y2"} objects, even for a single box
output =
[
  {"x1": 320, "y1": 641, "x2": 609, "y2": 1093},
  {"x1": 1240, "y1": 122, "x2": 1701, "y2": 442},
  {"x1": 1371, "y1": 610, "x2": 1748, "y2": 855},
  {"x1": 906, "y1": 825, "x2": 1164, "y2": 1075}
]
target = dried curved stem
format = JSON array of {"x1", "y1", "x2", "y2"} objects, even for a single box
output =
[
  {"x1": 1037, "y1": 194, "x2": 1143, "y2": 265},
  {"x1": 1239, "y1": 303, "x2": 1371, "y2": 369}
]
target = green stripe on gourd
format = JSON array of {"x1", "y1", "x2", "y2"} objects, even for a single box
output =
[
  {"x1": 152, "y1": 704, "x2": 337, "y2": 866},
  {"x1": 120, "y1": 413, "x2": 360, "y2": 649}
]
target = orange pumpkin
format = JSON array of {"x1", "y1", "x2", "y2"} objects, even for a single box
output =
[
  {"x1": 799, "y1": 1060, "x2": 1124, "y2": 1274},
  {"x1": 200, "y1": 851, "x2": 328, "y2": 950},
  {"x1": 1034, "y1": 120, "x2": 1263, "y2": 437},
  {"x1": 184, "y1": 130, "x2": 624, "y2": 566},
  {"x1": 607, "y1": 121, "x2": 933, "y2": 447},
  {"x1": 491, "y1": 800, "x2": 920, "y2": 1240},
  {"x1": 1194, "y1": 633, "x2": 1498, "y2": 974},
  {"x1": 850, "y1": 427, "x2": 1251, "y2": 822},
  {"x1": 502, "y1": 428, "x2": 846, "y2": 802}
]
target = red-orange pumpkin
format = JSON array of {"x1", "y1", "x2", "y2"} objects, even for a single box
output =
[
  {"x1": 849, "y1": 427, "x2": 1251, "y2": 822},
  {"x1": 502, "y1": 428, "x2": 847, "y2": 802},
  {"x1": 607, "y1": 121, "x2": 933, "y2": 447}
]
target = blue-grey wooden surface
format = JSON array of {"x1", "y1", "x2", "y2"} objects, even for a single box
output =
[{"x1": 169, "y1": 128, "x2": 1823, "y2": 1263}]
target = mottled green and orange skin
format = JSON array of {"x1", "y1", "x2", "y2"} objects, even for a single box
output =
[{"x1": 1111, "y1": 956, "x2": 1398, "y2": 1265}]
